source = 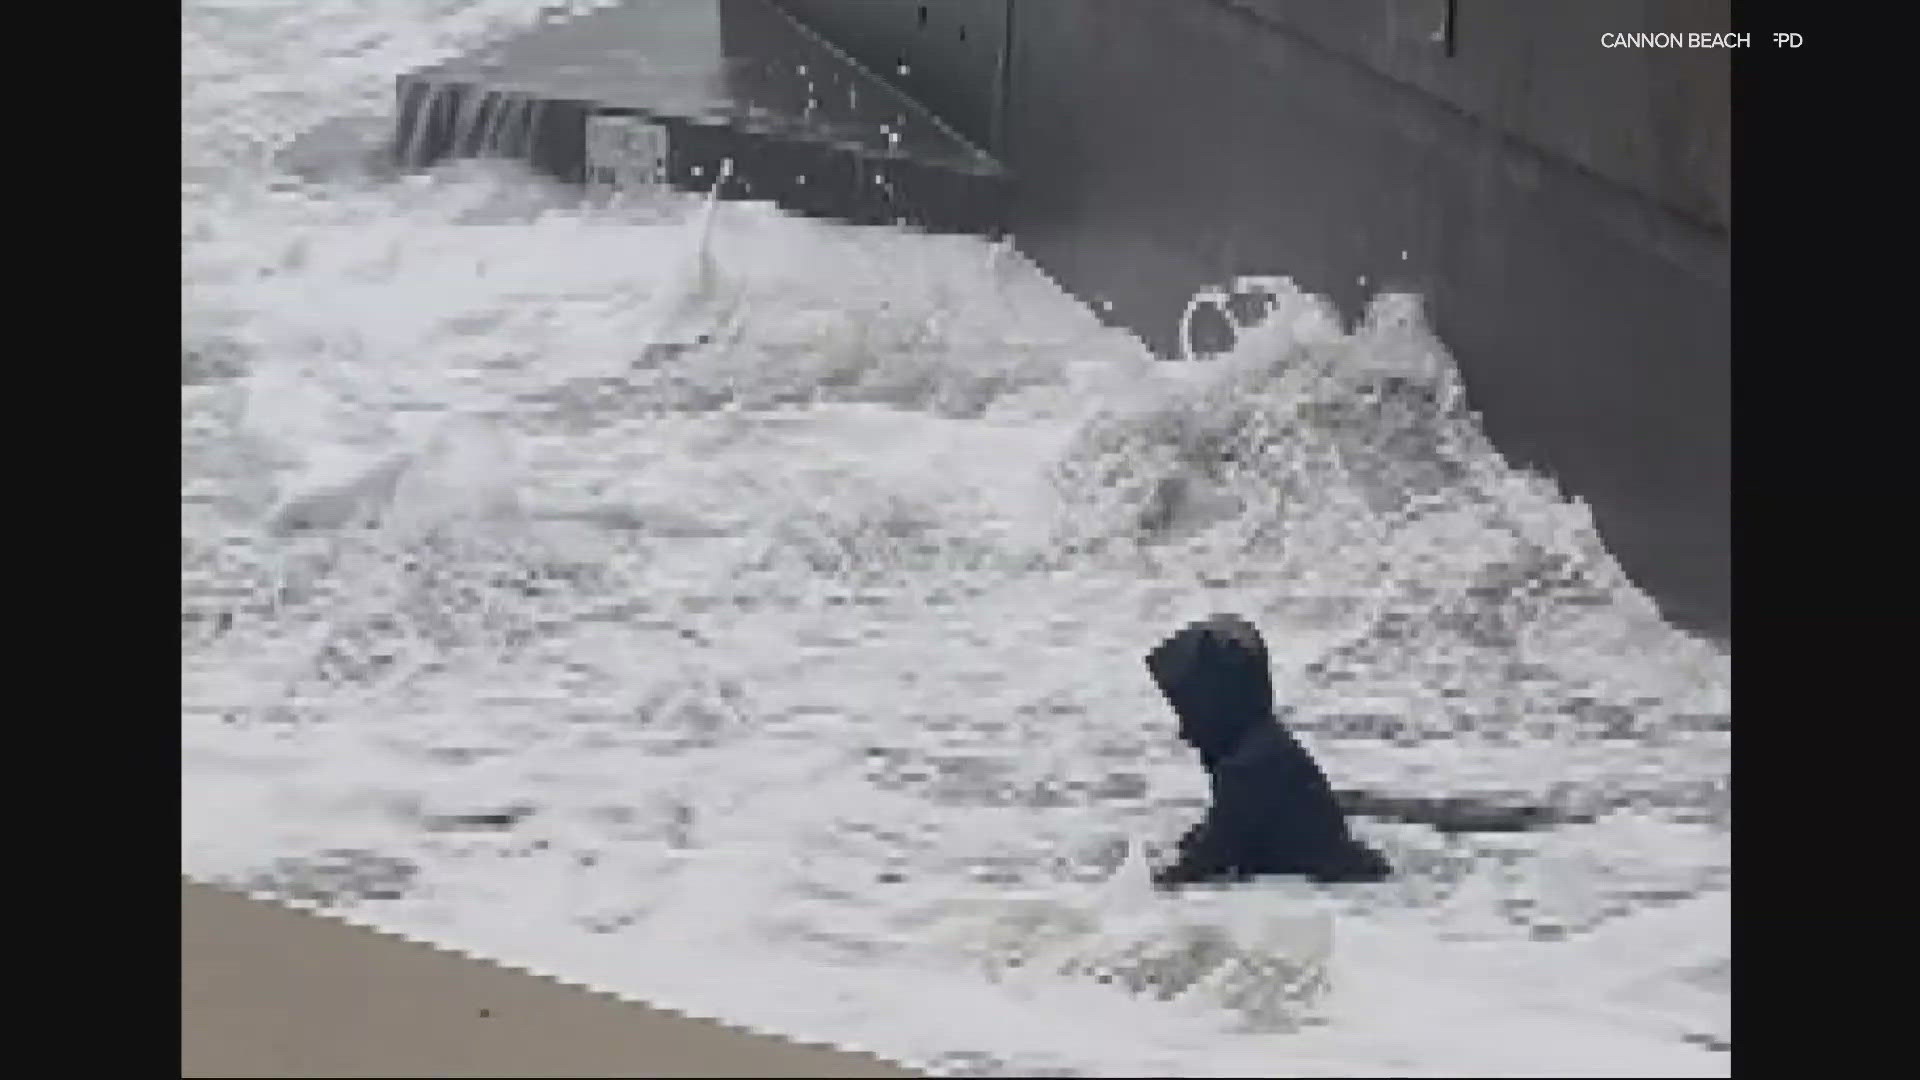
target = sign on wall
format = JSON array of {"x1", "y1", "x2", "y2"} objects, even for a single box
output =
[{"x1": 585, "y1": 113, "x2": 670, "y2": 193}]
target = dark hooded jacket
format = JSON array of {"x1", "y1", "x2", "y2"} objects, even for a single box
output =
[{"x1": 1147, "y1": 614, "x2": 1391, "y2": 888}]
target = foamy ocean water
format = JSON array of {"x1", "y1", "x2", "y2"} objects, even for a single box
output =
[{"x1": 182, "y1": 2, "x2": 1731, "y2": 1075}]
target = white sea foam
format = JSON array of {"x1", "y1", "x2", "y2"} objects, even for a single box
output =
[{"x1": 182, "y1": 3, "x2": 1730, "y2": 1075}]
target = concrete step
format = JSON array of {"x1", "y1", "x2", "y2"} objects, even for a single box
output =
[{"x1": 392, "y1": 0, "x2": 1006, "y2": 235}]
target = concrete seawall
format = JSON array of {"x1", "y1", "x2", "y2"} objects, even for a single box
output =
[{"x1": 778, "y1": 0, "x2": 1731, "y2": 641}]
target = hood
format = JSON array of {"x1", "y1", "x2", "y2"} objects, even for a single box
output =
[{"x1": 1145, "y1": 614, "x2": 1276, "y2": 767}]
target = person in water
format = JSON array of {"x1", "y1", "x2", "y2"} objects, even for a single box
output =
[{"x1": 1146, "y1": 614, "x2": 1392, "y2": 889}]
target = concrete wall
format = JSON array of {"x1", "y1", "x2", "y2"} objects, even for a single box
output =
[
  {"x1": 776, "y1": 0, "x2": 1011, "y2": 153},
  {"x1": 1224, "y1": 0, "x2": 1730, "y2": 231},
  {"x1": 775, "y1": 0, "x2": 1730, "y2": 640}
]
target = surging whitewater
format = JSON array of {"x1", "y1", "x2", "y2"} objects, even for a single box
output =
[{"x1": 182, "y1": 3, "x2": 1730, "y2": 1076}]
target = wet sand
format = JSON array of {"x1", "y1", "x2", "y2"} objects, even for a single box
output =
[{"x1": 181, "y1": 879, "x2": 921, "y2": 1078}]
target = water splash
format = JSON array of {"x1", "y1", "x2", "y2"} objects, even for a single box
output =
[{"x1": 183, "y1": 2, "x2": 1727, "y2": 1074}]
